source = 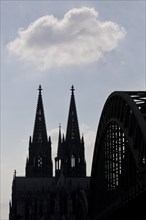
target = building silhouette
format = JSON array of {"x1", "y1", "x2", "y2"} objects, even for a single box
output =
[
  {"x1": 26, "y1": 86, "x2": 53, "y2": 178},
  {"x1": 9, "y1": 88, "x2": 146, "y2": 220},
  {"x1": 9, "y1": 85, "x2": 90, "y2": 220},
  {"x1": 55, "y1": 85, "x2": 86, "y2": 178}
]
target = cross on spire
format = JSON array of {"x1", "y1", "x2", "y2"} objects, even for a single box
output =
[
  {"x1": 38, "y1": 85, "x2": 42, "y2": 93},
  {"x1": 71, "y1": 85, "x2": 75, "y2": 93}
]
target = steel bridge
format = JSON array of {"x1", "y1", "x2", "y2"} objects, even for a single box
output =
[{"x1": 89, "y1": 91, "x2": 146, "y2": 220}]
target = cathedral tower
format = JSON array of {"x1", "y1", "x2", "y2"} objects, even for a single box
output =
[
  {"x1": 55, "y1": 85, "x2": 86, "y2": 177},
  {"x1": 26, "y1": 85, "x2": 53, "y2": 177},
  {"x1": 9, "y1": 86, "x2": 90, "y2": 220}
]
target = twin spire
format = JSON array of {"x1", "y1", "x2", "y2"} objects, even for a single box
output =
[
  {"x1": 26, "y1": 85, "x2": 86, "y2": 177},
  {"x1": 33, "y1": 84, "x2": 80, "y2": 144}
]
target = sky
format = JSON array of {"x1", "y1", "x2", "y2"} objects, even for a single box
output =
[{"x1": 1, "y1": 0, "x2": 145, "y2": 219}]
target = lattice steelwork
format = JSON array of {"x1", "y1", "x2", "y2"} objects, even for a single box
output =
[
  {"x1": 104, "y1": 122, "x2": 139, "y2": 204},
  {"x1": 104, "y1": 122, "x2": 125, "y2": 191},
  {"x1": 89, "y1": 91, "x2": 146, "y2": 220}
]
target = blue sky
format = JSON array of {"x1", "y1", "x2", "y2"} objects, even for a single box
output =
[{"x1": 1, "y1": 1, "x2": 145, "y2": 219}]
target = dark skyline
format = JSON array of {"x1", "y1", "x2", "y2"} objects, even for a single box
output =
[{"x1": 1, "y1": 1, "x2": 145, "y2": 219}]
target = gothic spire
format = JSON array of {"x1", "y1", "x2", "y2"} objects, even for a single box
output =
[
  {"x1": 26, "y1": 85, "x2": 53, "y2": 177},
  {"x1": 66, "y1": 85, "x2": 80, "y2": 142},
  {"x1": 32, "y1": 85, "x2": 48, "y2": 143},
  {"x1": 57, "y1": 123, "x2": 62, "y2": 157},
  {"x1": 58, "y1": 123, "x2": 61, "y2": 147},
  {"x1": 55, "y1": 86, "x2": 86, "y2": 177}
]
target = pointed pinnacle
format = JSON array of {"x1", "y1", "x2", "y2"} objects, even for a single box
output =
[{"x1": 58, "y1": 123, "x2": 62, "y2": 146}]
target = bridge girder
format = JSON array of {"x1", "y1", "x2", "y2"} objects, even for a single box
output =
[{"x1": 89, "y1": 91, "x2": 146, "y2": 220}]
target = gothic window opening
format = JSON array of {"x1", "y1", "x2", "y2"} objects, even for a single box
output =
[
  {"x1": 59, "y1": 159, "x2": 61, "y2": 169},
  {"x1": 38, "y1": 132, "x2": 42, "y2": 143},
  {"x1": 71, "y1": 132, "x2": 75, "y2": 140},
  {"x1": 71, "y1": 155, "x2": 75, "y2": 167},
  {"x1": 38, "y1": 109, "x2": 42, "y2": 115},
  {"x1": 38, "y1": 155, "x2": 43, "y2": 167},
  {"x1": 56, "y1": 159, "x2": 61, "y2": 170},
  {"x1": 55, "y1": 160, "x2": 58, "y2": 170}
]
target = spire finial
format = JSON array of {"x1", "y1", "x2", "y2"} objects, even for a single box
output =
[
  {"x1": 71, "y1": 85, "x2": 75, "y2": 93},
  {"x1": 38, "y1": 85, "x2": 42, "y2": 93},
  {"x1": 59, "y1": 123, "x2": 61, "y2": 140},
  {"x1": 13, "y1": 170, "x2": 17, "y2": 179}
]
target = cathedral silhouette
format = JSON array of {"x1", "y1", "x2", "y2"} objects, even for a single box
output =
[{"x1": 9, "y1": 85, "x2": 90, "y2": 220}]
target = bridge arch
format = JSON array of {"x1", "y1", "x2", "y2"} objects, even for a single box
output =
[{"x1": 89, "y1": 91, "x2": 146, "y2": 220}]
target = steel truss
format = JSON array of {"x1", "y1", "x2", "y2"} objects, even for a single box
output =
[{"x1": 89, "y1": 91, "x2": 146, "y2": 220}]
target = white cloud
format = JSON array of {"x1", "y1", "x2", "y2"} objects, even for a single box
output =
[{"x1": 7, "y1": 7, "x2": 126, "y2": 71}]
